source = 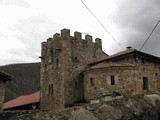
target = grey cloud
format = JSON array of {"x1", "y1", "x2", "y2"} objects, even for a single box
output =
[
  {"x1": 109, "y1": 0, "x2": 160, "y2": 56},
  {"x1": 1, "y1": 15, "x2": 64, "y2": 65},
  {"x1": 0, "y1": 0, "x2": 30, "y2": 8},
  {"x1": 31, "y1": 18, "x2": 46, "y2": 24},
  {"x1": 0, "y1": 32, "x2": 8, "y2": 38}
]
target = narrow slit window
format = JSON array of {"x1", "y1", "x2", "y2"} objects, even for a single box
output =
[
  {"x1": 110, "y1": 76, "x2": 115, "y2": 85},
  {"x1": 50, "y1": 48, "x2": 53, "y2": 63},
  {"x1": 45, "y1": 64, "x2": 47, "y2": 72},
  {"x1": 51, "y1": 84, "x2": 53, "y2": 94},
  {"x1": 74, "y1": 57, "x2": 78, "y2": 63},
  {"x1": 143, "y1": 77, "x2": 149, "y2": 90},
  {"x1": 75, "y1": 81, "x2": 78, "y2": 89},
  {"x1": 48, "y1": 84, "x2": 51, "y2": 95},
  {"x1": 56, "y1": 59, "x2": 59, "y2": 69}
]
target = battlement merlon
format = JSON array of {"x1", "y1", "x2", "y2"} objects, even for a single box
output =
[
  {"x1": 95, "y1": 38, "x2": 102, "y2": 49},
  {"x1": 53, "y1": 33, "x2": 61, "y2": 41},
  {"x1": 47, "y1": 38, "x2": 53, "y2": 42},
  {"x1": 41, "y1": 41, "x2": 47, "y2": 49},
  {"x1": 41, "y1": 41, "x2": 47, "y2": 57},
  {"x1": 41, "y1": 41, "x2": 47, "y2": 45},
  {"x1": 61, "y1": 28, "x2": 70, "y2": 38},
  {"x1": 85, "y1": 34, "x2": 92, "y2": 43},
  {"x1": 74, "y1": 31, "x2": 82, "y2": 40}
]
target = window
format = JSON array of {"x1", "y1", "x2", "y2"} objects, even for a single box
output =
[
  {"x1": 107, "y1": 75, "x2": 118, "y2": 85},
  {"x1": 155, "y1": 73, "x2": 158, "y2": 76},
  {"x1": 90, "y1": 78, "x2": 95, "y2": 87},
  {"x1": 74, "y1": 57, "x2": 79, "y2": 63},
  {"x1": 56, "y1": 59, "x2": 59, "y2": 69},
  {"x1": 75, "y1": 81, "x2": 78, "y2": 89},
  {"x1": 143, "y1": 77, "x2": 149, "y2": 90},
  {"x1": 134, "y1": 56, "x2": 138, "y2": 62},
  {"x1": 48, "y1": 84, "x2": 51, "y2": 95},
  {"x1": 51, "y1": 84, "x2": 53, "y2": 94},
  {"x1": 49, "y1": 84, "x2": 54, "y2": 95},
  {"x1": 110, "y1": 76, "x2": 115, "y2": 85},
  {"x1": 50, "y1": 48, "x2": 53, "y2": 63}
]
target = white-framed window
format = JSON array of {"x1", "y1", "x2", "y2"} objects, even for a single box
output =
[{"x1": 107, "y1": 75, "x2": 118, "y2": 85}]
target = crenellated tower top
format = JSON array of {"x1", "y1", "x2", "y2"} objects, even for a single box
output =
[{"x1": 41, "y1": 28, "x2": 102, "y2": 49}]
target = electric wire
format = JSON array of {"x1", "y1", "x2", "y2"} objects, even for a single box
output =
[
  {"x1": 81, "y1": 0, "x2": 124, "y2": 49},
  {"x1": 139, "y1": 20, "x2": 160, "y2": 51}
]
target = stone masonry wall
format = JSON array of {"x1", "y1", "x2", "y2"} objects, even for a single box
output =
[
  {"x1": 40, "y1": 29, "x2": 108, "y2": 110},
  {"x1": 108, "y1": 55, "x2": 160, "y2": 94},
  {"x1": 40, "y1": 33, "x2": 64, "y2": 110},
  {"x1": 83, "y1": 53, "x2": 160, "y2": 101},
  {"x1": 0, "y1": 80, "x2": 5, "y2": 111},
  {"x1": 83, "y1": 66, "x2": 135, "y2": 101}
]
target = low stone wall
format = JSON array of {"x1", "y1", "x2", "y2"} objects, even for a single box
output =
[{"x1": 1, "y1": 93, "x2": 160, "y2": 120}]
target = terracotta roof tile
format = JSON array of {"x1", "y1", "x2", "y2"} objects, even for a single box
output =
[
  {"x1": 3, "y1": 91, "x2": 40, "y2": 109},
  {"x1": 89, "y1": 48, "x2": 160, "y2": 65},
  {"x1": 90, "y1": 62, "x2": 135, "y2": 69},
  {"x1": 106, "y1": 48, "x2": 136, "y2": 59},
  {"x1": 88, "y1": 48, "x2": 136, "y2": 65}
]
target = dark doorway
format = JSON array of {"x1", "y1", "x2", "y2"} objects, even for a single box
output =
[{"x1": 143, "y1": 77, "x2": 149, "y2": 90}]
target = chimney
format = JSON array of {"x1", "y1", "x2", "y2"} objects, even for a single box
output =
[{"x1": 126, "y1": 46, "x2": 132, "y2": 50}]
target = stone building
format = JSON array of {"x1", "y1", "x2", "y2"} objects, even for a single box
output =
[
  {"x1": 83, "y1": 47, "x2": 160, "y2": 100},
  {"x1": 40, "y1": 29, "x2": 107, "y2": 110},
  {"x1": 0, "y1": 70, "x2": 12, "y2": 111},
  {"x1": 40, "y1": 29, "x2": 160, "y2": 110}
]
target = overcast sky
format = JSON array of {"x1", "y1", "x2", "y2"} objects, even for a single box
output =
[{"x1": 0, "y1": 0, "x2": 160, "y2": 65}]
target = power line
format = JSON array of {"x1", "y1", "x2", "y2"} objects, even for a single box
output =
[
  {"x1": 81, "y1": 0, "x2": 124, "y2": 49},
  {"x1": 139, "y1": 20, "x2": 160, "y2": 51}
]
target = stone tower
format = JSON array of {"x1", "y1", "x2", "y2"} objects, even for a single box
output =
[{"x1": 40, "y1": 28, "x2": 108, "y2": 110}]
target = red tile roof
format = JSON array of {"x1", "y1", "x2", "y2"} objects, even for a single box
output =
[
  {"x1": 89, "y1": 48, "x2": 160, "y2": 65},
  {"x1": 0, "y1": 70, "x2": 13, "y2": 80},
  {"x1": 90, "y1": 62, "x2": 135, "y2": 69},
  {"x1": 106, "y1": 48, "x2": 136, "y2": 59},
  {"x1": 3, "y1": 91, "x2": 40, "y2": 109},
  {"x1": 88, "y1": 48, "x2": 136, "y2": 65},
  {"x1": 89, "y1": 61, "x2": 135, "y2": 70}
]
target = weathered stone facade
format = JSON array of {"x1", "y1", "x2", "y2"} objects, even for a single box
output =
[
  {"x1": 83, "y1": 48, "x2": 160, "y2": 101},
  {"x1": 40, "y1": 28, "x2": 160, "y2": 110},
  {"x1": 0, "y1": 80, "x2": 5, "y2": 110},
  {"x1": 0, "y1": 71, "x2": 12, "y2": 111},
  {"x1": 40, "y1": 29, "x2": 107, "y2": 110},
  {"x1": 114, "y1": 54, "x2": 160, "y2": 94},
  {"x1": 83, "y1": 65, "x2": 135, "y2": 100}
]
